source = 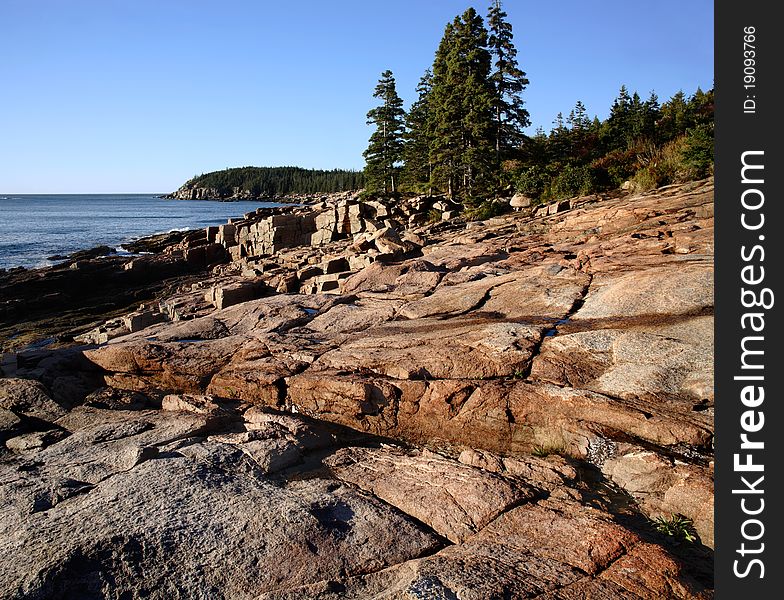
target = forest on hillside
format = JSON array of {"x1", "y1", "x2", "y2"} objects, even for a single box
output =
[
  {"x1": 362, "y1": 1, "x2": 714, "y2": 211},
  {"x1": 181, "y1": 166, "x2": 364, "y2": 197}
]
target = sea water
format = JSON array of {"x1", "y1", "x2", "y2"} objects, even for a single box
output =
[{"x1": 0, "y1": 194, "x2": 283, "y2": 270}]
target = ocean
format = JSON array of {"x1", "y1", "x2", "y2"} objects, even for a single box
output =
[{"x1": 0, "y1": 194, "x2": 284, "y2": 270}]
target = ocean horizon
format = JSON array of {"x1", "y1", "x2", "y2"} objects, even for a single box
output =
[{"x1": 0, "y1": 194, "x2": 283, "y2": 270}]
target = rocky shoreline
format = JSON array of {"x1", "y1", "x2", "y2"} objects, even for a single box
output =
[
  {"x1": 163, "y1": 187, "x2": 348, "y2": 203},
  {"x1": 0, "y1": 202, "x2": 322, "y2": 352},
  {"x1": 0, "y1": 180, "x2": 714, "y2": 598}
]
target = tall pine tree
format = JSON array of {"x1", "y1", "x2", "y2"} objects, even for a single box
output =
[
  {"x1": 487, "y1": 0, "x2": 530, "y2": 160},
  {"x1": 603, "y1": 85, "x2": 633, "y2": 151},
  {"x1": 429, "y1": 8, "x2": 496, "y2": 200},
  {"x1": 401, "y1": 70, "x2": 433, "y2": 192},
  {"x1": 429, "y1": 21, "x2": 462, "y2": 198},
  {"x1": 363, "y1": 70, "x2": 406, "y2": 194}
]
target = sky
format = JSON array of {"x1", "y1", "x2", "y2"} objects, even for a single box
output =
[{"x1": 0, "y1": 0, "x2": 713, "y2": 193}]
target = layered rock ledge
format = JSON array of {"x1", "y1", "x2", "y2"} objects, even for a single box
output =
[{"x1": 0, "y1": 180, "x2": 714, "y2": 598}]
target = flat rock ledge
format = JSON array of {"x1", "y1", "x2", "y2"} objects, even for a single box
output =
[{"x1": 1, "y1": 179, "x2": 715, "y2": 598}]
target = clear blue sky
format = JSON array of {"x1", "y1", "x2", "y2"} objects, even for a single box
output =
[{"x1": 0, "y1": 0, "x2": 713, "y2": 193}]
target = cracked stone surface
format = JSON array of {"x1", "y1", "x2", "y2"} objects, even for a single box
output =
[
  {"x1": 257, "y1": 498, "x2": 711, "y2": 600},
  {"x1": 1, "y1": 180, "x2": 715, "y2": 596},
  {"x1": 325, "y1": 446, "x2": 536, "y2": 543}
]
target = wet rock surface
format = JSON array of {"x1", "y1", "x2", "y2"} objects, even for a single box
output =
[{"x1": 0, "y1": 180, "x2": 715, "y2": 597}]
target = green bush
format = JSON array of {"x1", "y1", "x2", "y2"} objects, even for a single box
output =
[
  {"x1": 630, "y1": 164, "x2": 663, "y2": 191},
  {"x1": 592, "y1": 147, "x2": 640, "y2": 188},
  {"x1": 547, "y1": 164, "x2": 598, "y2": 200},
  {"x1": 629, "y1": 135, "x2": 705, "y2": 192},
  {"x1": 680, "y1": 124, "x2": 714, "y2": 178},
  {"x1": 515, "y1": 165, "x2": 549, "y2": 199},
  {"x1": 651, "y1": 514, "x2": 698, "y2": 543},
  {"x1": 464, "y1": 200, "x2": 508, "y2": 221}
]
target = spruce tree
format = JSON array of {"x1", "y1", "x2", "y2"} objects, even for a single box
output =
[
  {"x1": 603, "y1": 85, "x2": 633, "y2": 151},
  {"x1": 642, "y1": 91, "x2": 661, "y2": 142},
  {"x1": 627, "y1": 91, "x2": 646, "y2": 142},
  {"x1": 567, "y1": 100, "x2": 591, "y2": 131},
  {"x1": 401, "y1": 70, "x2": 433, "y2": 192},
  {"x1": 429, "y1": 8, "x2": 496, "y2": 200},
  {"x1": 566, "y1": 100, "x2": 595, "y2": 161},
  {"x1": 686, "y1": 87, "x2": 714, "y2": 128},
  {"x1": 429, "y1": 21, "x2": 463, "y2": 198},
  {"x1": 548, "y1": 112, "x2": 570, "y2": 163},
  {"x1": 487, "y1": 0, "x2": 530, "y2": 160},
  {"x1": 363, "y1": 70, "x2": 406, "y2": 194},
  {"x1": 659, "y1": 90, "x2": 689, "y2": 141}
]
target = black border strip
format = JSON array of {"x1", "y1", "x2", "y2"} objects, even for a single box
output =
[{"x1": 715, "y1": 1, "x2": 783, "y2": 596}]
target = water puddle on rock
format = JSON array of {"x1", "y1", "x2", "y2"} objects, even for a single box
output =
[{"x1": 544, "y1": 317, "x2": 571, "y2": 337}]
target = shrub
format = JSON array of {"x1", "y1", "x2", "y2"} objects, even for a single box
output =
[
  {"x1": 651, "y1": 514, "x2": 698, "y2": 543},
  {"x1": 515, "y1": 165, "x2": 549, "y2": 199},
  {"x1": 531, "y1": 440, "x2": 572, "y2": 458},
  {"x1": 630, "y1": 136, "x2": 691, "y2": 192},
  {"x1": 547, "y1": 164, "x2": 599, "y2": 200},
  {"x1": 591, "y1": 147, "x2": 639, "y2": 188},
  {"x1": 630, "y1": 165, "x2": 662, "y2": 192},
  {"x1": 464, "y1": 200, "x2": 508, "y2": 221},
  {"x1": 425, "y1": 209, "x2": 442, "y2": 224},
  {"x1": 680, "y1": 124, "x2": 714, "y2": 178}
]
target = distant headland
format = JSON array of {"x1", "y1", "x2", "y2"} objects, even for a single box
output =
[{"x1": 165, "y1": 166, "x2": 364, "y2": 201}]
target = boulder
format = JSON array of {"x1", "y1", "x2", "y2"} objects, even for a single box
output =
[
  {"x1": 257, "y1": 499, "x2": 711, "y2": 600},
  {"x1": 312, "y1": 317, "x2": 543, "y2": 380},
  {"x1": 206, "y1": 280, "x2": 268, "y2": 310},
  {"x1": 531, "y1": 317, "x2": 714, "y2": 405},
  {"x1": 371, "y1": 227, "x2": 408, "y2": 257},
  {"x1": 0, "y1": 378, "x2": 66, "y2": 423},
  {"x1": 510, "y1": 193, "x2": 533, "y2": 210},
  {"x1": 325, "y1": 446, "x2": 534, "y2": 543},
  {"x1": 288, "y1": 370, "x2": 712, "y2": 455},
  {"x1": 602, "y1": 447, "x2": 714, "y2": 548},
  {"x1": 216, "y1": 223, "x2": 237, "y2": 246},
  {"x1": 122, "y1": 308, "x2": 166, "y2": 333}
]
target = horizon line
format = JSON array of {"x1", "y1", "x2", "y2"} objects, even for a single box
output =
[{"x1": 1, "y1": 192, "x2": 168, "y2": 196}]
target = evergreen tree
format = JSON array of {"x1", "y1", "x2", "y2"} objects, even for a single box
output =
[
  {"x1": 363, "y1": 70, "x2": 406, "y2": 194},
  {"x1": 603, "y1": 85, "x2": 633, "y2": 151},
  {"x1": 565, "y1": 100, "x2": 597, "y2": 162},
  {"x1": 429, "y1": 8, "x2": 496, "y2": 200},
  {"x1": 429, "y1": 21, "x2": 462, "y2": 198},
  {"x1": 401, "y1": 70, "x2": 434, "y2": 192},
  {"x1": 642, "y1": 91, "x2": 661, "y2": 142},
  {"x1": 487, "y1": 0, "x2": 530, "y2": 159},
  {"x1": 548, "y1": 112, "x2": 571, "y2": 162},
  {"x1": 621, "y1": 91, "x2": 644, "y2": 143},
  {"x1": 686, "y1": 87, "x2": 714, "y2": 128},
  {"x1": 659, "y1": 90, "x2": 689, "y2": 141},
  {"x1": 566, "y1": 100, "x2": 591, "y2": 131},
  {"x1": 626, "y1": 91, "x2": 660, "y2": 144}
]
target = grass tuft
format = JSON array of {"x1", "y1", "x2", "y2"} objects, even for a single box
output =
[
  {"x1": 651, "y1": 514, "x2": 698, "y2": 543},
  {"x1": 531, "y1": 442, "x2": 569, "y2": 458}
]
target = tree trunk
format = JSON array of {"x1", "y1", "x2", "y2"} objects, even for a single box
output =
[{"x1": 496, "y1": 104, "x2": 502, "y2": 162}]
